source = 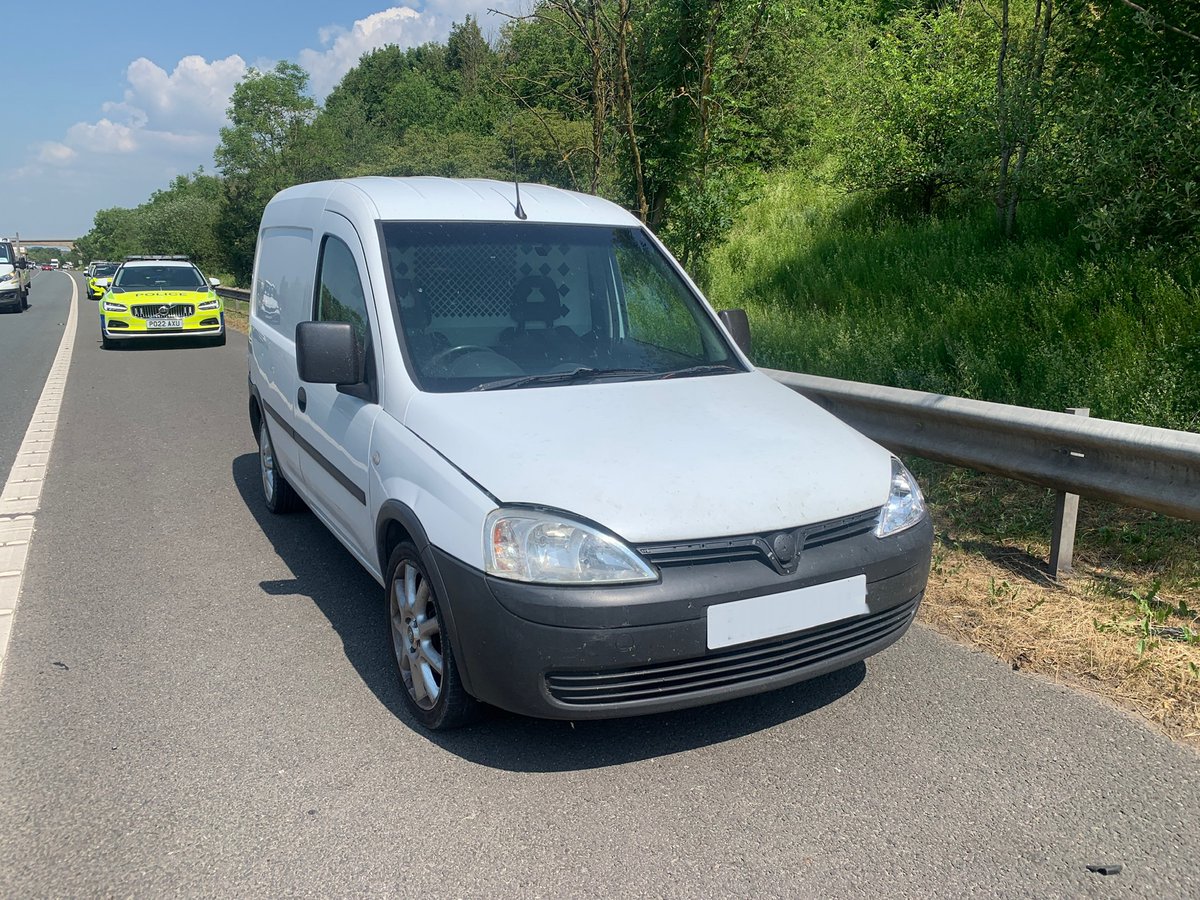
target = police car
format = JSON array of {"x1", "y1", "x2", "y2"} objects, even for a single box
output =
[{"x1": 99, "y1": 256, "x2": 225, "y2": 348}]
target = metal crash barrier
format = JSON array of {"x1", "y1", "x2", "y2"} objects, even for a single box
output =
[{"x1": 765, "y1": 369, "x2": 1200, "y2": 577}]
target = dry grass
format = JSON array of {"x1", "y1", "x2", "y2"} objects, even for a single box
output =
[
  {"x1": 224, "y1": 309, "x2": 248, "y2": 334},
  {"x1": 912, "y1": 461, "x2": 1200, "y2": 746}
]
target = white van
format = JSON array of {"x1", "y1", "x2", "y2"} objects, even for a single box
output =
[
  {"x1": 0, "y1": 240, "x2": 31, "y2": 312},
  {"x1": 247, "y1": 177, "x2": 932, "y2": 729}
]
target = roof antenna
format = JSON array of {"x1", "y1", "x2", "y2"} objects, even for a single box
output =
[
  {"x1": 511, "y1": 140, "x2": 527, "y2": 220},
  {"x1": 514, "y1": 181, "x2": 528, "y2": 220}
]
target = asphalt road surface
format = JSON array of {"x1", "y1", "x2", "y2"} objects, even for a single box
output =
[
  {"x1": 0, "y1": 270, "x2": 68, "y2": 486},
  {"x1": 1, "y1": 282, "x2": 1197, "y2": 897}
]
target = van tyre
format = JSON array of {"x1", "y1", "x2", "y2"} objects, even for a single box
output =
[
  {"x1": 258, "y1": 419, "x2": 302, "y2": 513},
  {"x1": 386, "y1": 543, "x2": 478, "y2": 730}
]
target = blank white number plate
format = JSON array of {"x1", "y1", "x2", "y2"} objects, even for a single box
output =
[{"x1": 706, "y1": 574, "x2": 869, "y2": 649}]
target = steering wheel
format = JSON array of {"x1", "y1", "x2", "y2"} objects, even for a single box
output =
[{"x1": 427, "y1": 345, "x2": 495, "y2": 368}]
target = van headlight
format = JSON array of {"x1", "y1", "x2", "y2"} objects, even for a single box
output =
[
  {"x1": 874, "y1": 457, "x2": 927, "y2": 538},
  {"x1": 0, "y1": 272, "x2": 15, "y2": 284},
  {"x1": 484, "y1": 508, "x2": 658, "y2": 584}
]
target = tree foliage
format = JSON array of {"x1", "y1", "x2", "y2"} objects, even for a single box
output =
[
  {"x1": 214, "y1": 61, "x2": 318, "y2": 281},
  {"x1": 75, "y1": 172, "x2": 224, "y2": 273},
  {"x1": 77, "y1": 0, "x2": 1200, "y2": 282}
]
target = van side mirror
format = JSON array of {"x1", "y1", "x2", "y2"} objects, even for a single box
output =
[
  {"x1": 296, "y1": 321, "x2": 364, "y2": 386},
  {"x1": 718, "y1": 308, "x2": 752, "y2": 360},
  {"x1": 16, "y1": 258, "x2": 27, "y2": 270}
]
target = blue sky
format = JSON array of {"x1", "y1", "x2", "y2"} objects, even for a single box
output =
[{"x1": 3, "y1": 1, "x2": 521, "y2": 239}]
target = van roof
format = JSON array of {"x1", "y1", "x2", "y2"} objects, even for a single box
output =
[{"x1": 269, "y1": 177, "x2": 641, "y2": 228}]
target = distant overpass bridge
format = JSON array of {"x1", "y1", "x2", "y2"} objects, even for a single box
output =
[{"x1": 20, "y1": 238, "x2": 78, "y2": 251}]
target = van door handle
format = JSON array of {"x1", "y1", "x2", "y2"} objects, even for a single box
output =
[{"x1": 297, "y1": 387, "x2": 307, "y2": 413}]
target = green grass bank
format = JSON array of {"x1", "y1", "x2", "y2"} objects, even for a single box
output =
[{"x1": 704, "y1": 175, "x2": 1200, "y2": 432}]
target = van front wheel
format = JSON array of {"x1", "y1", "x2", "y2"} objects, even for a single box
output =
[{"x1": 387, "y1": 543, "x2": 478, "y2": 730}]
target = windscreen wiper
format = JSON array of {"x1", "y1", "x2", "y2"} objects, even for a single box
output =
[
  {"x1": 470, "y1": 367, "x2": 656, "y2": 392},
  {"x1": 658, "y1": 364, "x2": 742, "y2": 380}
]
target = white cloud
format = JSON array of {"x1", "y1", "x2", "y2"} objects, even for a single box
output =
[
  {"x1": 2, "y1": 4, "x2": 527, "y2": 233},
  {"x1": 65, "y1": 119, "x2": 139, "y2": 154},
  {"x1": 40, "y1": 53, "x2": 249, "y2": 166},
  {"x1": 300, "y1": 7, "x2": 428, "y2": 99},
  {"x1": 37, "y1": 142, "x2": 77, "y2": 165},
  {"x1": 299, "y1": 3, "x2": 523, "y2": 99},
  {"x1": 118, "y1": 54, "x2": 249, "y2": 133}
]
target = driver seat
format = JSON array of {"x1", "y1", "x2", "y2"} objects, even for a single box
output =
[
  {"x1": 500, "y1": 275, "x2": 582, "y2": 364},
  {"x1": 395, "y1": 277, "x2": 447, "y2": 366}
]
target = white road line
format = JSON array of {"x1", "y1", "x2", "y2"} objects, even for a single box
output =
[{"x1": 0, "y1": 274, "x2": 78, "y2": 676}]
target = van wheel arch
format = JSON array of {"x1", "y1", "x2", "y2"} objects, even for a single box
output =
[
  {"x1": 375, "y1": 501, "x2": 476, "y2": 698},
  {"x1": 375, "y1": 501, "x2": 431, "y2": 576},
  {"x1": 248, "y1": 393, "x2": 263, "y2": 444}
]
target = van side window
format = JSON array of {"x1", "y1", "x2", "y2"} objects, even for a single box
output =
[{"x1": 315, "y1": 235, "x2": 369, "y2": 344}]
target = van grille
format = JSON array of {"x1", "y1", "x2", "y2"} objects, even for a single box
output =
[
  {"x1": 132, "y1": 303, "x2": 194, "y2": 318},
  {"x1": 638, "y1": 508, "x2": 880, "y2": 574},
  {"x1": 545, "y1": 595, "x2": 918, "y2": 707}
]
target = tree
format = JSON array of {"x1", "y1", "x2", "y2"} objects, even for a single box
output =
[
  {"x1": 1048, "y1": 0, "x2": 1200, "y2": 248},
  {"x1": 825, "y1": 5, "x2": 994, "y2": 214},
  {"x1": 76, "y1": 207, "x2": 138, "y2": 263},
  {"x1": 214, "y1": 61, "x2": 316, "y2": 182},
  {"x1": 448, "y1": 15, "x2": 493, "y2": 92},
  {"x1": 214, "y1": 62, "x2": 317, "y2": 282},
  {"x1": 74, "y1": 172, "x2": 225, "y2": 273}
]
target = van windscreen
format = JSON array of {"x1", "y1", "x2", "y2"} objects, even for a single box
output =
[{"x1": 380, "y1": 222, "x2": 742, "y2": 392}]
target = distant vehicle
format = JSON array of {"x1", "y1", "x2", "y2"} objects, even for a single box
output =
[
  {"x1": 87, "y1": 262, "x2": 118, "y2": 300},
  {"x1": 41, "y1": 264, "x2": 52, "y2": 271},
  {"x1": 99, "y1": 255, "x2": 224, "y2": 348},
  {"x1": 0, "y1": 240, "x2": 32, "y2": 312},
  {"x1": 50, "y1": 258, "x2": 59, "y2": 269}
]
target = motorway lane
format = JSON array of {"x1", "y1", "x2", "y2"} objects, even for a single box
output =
[
  {"x1": 0, "y1": 287, "x2": 1198, "y2": 897},
  {"x1": 0, "y1": 271, "x2": 69, "y2": 486}
]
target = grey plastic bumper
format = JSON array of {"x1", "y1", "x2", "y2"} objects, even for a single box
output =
[{"x1": 433, "y1": 516, "x2": 933, "y2": 720}]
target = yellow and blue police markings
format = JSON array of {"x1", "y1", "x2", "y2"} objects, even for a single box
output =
[
  {"x1": 100, "y1": 288, "x2": 224, "y2": 341},
  {"x1": 87, "y1": 268, "x2": 117, "y2": 299}
]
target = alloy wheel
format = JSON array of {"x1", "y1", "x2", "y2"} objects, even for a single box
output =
[
  {"x1": 390, "y1": 561, "x2": 444, "y2": 710},
  {"x1": 259, "y1": 421, "x2": 277, "y2": 505}
]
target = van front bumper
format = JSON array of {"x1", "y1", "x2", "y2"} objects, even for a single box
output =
[
  {"x1": 433, "y1": 515, "x2": 932, "y2": 720},
  {"x1": 0, "y1": 287, "x2": 22, "y2": 310}
]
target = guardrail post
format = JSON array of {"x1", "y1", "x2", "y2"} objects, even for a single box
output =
[{"x1": 1049, "y1": 407, "x2": 1090, "y2": 581}]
